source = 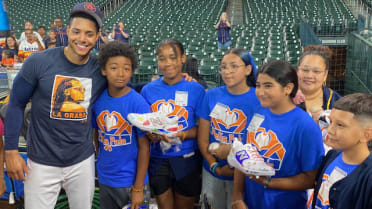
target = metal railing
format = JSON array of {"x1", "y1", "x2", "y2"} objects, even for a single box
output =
[{"x1": 101, "y1": 0, "x2": 126, "y2": 17}]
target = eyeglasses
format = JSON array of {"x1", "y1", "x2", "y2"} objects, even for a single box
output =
[
  {"x1": 298, "y1": 66, "x2": 326, "y2": 75},
  {"x1": 218, "y1": 64, "x2": 245, "y2": 73}
]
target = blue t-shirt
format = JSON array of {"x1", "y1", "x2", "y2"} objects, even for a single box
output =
[
  {"x1": 244, "y1": 107, "x2": 324, "y2": 209},
  {"x1": 93, "y1": 89, "x2": 150, "y2": 187},
  {"x1": 141, "y1": 77, "x2": 205, "y2": 158},
  {"x1": 197, "y1": 86, "x2": 261, "y2": 180},
  {"x1": 20, "y1": 46, "x2": 106, "y2": 166},
  {"x1": 217, "y1": 22, "x2": 231, "y2": 43},
  {"x1": 313, "y1": 154, "x2": 357, "y2": 209},
  {"x1": 114, "y1": 28, "x2": 129, "y2": 43},
  {"x1": 53, "y1": 27, "x2": 68, "y2": 46}
]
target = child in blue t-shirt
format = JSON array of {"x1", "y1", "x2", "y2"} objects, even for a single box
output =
[
  {"x1": 197, "y1": 48, "x2": 260, "y2": 209},
  {"x1": 93, "y1": 41, "x2": 150, "y2": 209},
  {"x1": 232, "y1": 60, "x2": 325, "y2": 209},
  {"x1": 140, "y1": 38, "x2": 205, "y2": 209},
  {"x1": 308, "y1": 93, "x2": 372, "y2": 209}
]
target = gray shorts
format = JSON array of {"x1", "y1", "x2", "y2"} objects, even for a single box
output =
[
  {"x1": 99, "y1": 183, "x2": 151, "y2": 209},
  {"x1": 201, "y1": 168, "x2": 234, "y2": 209}
]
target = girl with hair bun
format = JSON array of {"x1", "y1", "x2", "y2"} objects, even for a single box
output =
[{"x1": 297, "y1": 45, "x2": 341, "y2": 115}]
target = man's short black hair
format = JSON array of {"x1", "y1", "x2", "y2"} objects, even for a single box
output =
[
  {"x1": 98, "y1": 41, "x2": 138, "y2": 70},
  {"x1": 69, "y1": 12, "x2": 99, "y2": 32},
  {"x1": 38, "y1": 26, "x2": 46, "y2": 30}
]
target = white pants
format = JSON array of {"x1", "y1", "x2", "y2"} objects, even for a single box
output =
[{"x1": 24, "y1": 155, "x2": 95, "y2": 209}]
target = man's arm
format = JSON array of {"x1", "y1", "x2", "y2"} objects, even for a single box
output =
[{"x1": 5, "y1": 74, "x2": 35, "y2": 180}]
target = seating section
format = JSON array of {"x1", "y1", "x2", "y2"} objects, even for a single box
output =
[
  {"x1": 241, "y1": 0, "x2": 356, "y2": 69},
  {"x1": 103, "y1": 0, "x2": 226, "y2": 86},
  {"x1": 6, "y1": 0, "x2": 107, "y2": 36},
  {"x1": 5, "y1": 0, "x2": 357, "y2": 88}
]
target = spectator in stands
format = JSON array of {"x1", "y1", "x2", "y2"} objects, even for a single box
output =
[
  {"x1": 1, "y1": 49, "x2": 15, "y2": 67},
  {"x1": 44, "y1": 30, "x2": 60, "y2": 49},
  {"x1": 94, "y1": 28, "x2": 108, "y2": 52},
  {"x1": 53, "y1": 17, "x2": 68, "y2": 46},
  {"x1": 37, "y1": 26, "x2": 47, "y2": 42},
  {"x1": 18, "y1": 29, "x2": 44, "y2": 62},
  {"x1": 215, "y1": 12, "x2": 231, "y2": 48},
  {"x1": 19, "y1": 21, "x2": 45, "y2": 49},
  {"x1": 110, "y1": 21, "x2": 130, "y2": 43},
  {"x1": 5, "y1": 36, "x2": 18, "y2": 57},
  {"x1": 297, "y1": 45, "x2": 341, "y2": 117}
]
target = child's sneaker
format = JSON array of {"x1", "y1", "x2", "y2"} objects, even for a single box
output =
[
  {"x1": 227, "y1": 140, "x2": 275, "y2": 176},
  {"x1": 128, "y1": 112, "x2": 179, "y2": 136}
]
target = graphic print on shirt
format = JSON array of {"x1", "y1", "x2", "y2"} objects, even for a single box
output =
[
  {"x1": 96, "y1": 110, "x2": 132, "y2": 152},
  {"x1": 151, "y1": 99, "x2": 189, "y2": 131},
  {"x1": 316, "y1": 167, "x2": 347, "y2": 207},
  {"x1": 210, "y1": 104, "x2": 247, "y2": 144},
  {"x1": 247, "y1": 128, "x2": 286, "y2": 170},
  {"x1": 50, "y1": 75, "x2": 92, "y2": 120}
]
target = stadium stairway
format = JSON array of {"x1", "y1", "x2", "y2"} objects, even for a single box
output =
[{"x1": 226, "y1": 0, "x2": 244, "y2": 25}]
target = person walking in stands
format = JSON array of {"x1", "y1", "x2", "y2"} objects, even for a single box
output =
[
  {"x1": 4, "y1": 2, "x2": 106, "y2": 209},
  {"x1": 215, "y1": 12, "x2": 231, "y2": 48}
]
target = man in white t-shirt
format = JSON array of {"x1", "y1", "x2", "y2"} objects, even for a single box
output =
[
  {"x1": 19, "y1": 21, "x2": 45, "y2": 48},
  {"x1": 18, "y1": 29, "x2": 44, "y2": 62}
]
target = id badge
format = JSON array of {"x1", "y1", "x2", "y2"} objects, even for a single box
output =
[
  {"x1": 175, "y1": 91, "x2": 188, "y2": 106},
  {"x1": 247, "y1": 113, "x2": 265, "y2": 132},
  {"x1": 209, "y1": 103, "x2": 228, "y2": 119}
]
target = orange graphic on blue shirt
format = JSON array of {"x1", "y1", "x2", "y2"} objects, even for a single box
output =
[
  {"x1": 316, "y1": 174, "x2": 330, "y2": 206},
  {"x1": 96, "y1": 110, "x2": 132, "y2": 152},
  {"x1": 151, "y1": 99, "x2": 189, "y2": 131},
  {"x1": 210, "y1": 107, "x2": 247, "y2": 143},
  {"x1": 247, "y1": 127, "x2": 286, "y2": 170},
  {"x1": 50, "y1": 75, "x2": 91, "y2": 120}
]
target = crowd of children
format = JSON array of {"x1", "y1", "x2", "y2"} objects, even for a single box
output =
[{"x1": 1, "y1": 2, "x2": 372, "y2": 209}]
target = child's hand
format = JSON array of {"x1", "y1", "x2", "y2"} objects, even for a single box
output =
[
  {"x1": 182, "y1": 73, "x2": 196, "y2": 82},
  {"x1": 146, "y1": 132, "x2": 160, "y2": 143},
  {"x1": 216, "y1": 164, "x2": 234, "y2": 177},
  {"x1": 131, "y1": 190, "x2": 144, "y2": 209},
  {"x1": 231, "y1": 200, "x2": 248, "y2": 209},
  {"x1": 248, "y1": 175, "x2": 269, "y2": 185},
  {"x1": 209, "y1": 143, "x2": 231, "y2": 160}
]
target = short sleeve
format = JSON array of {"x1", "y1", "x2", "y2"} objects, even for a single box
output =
[
  {"x1": 298, "y1": 118, "x2": 325, "y2": 172},
  {"x1": 18, "y1": 42, "x2": 24, "y2": 58},
  {"x1": 197, "y1": 91, "x2": 211, "y2": 121},
  {"x1": 134, "y1": 96, "x2": 151, "y2": 138}
]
